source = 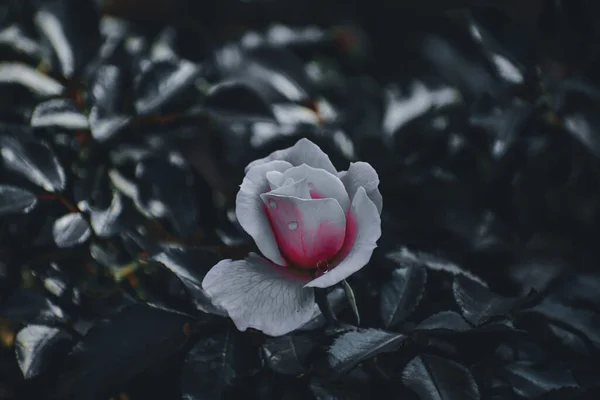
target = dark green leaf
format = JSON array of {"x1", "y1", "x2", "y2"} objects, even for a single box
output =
[
  {"x1": 55, "y1": 303, "x2": 193, "y2": 399},
  {"x1": 181, "y1": 326, "x2": 240, "y2": 400},
  {"x1": 328, "y1": 328, "x2": 406, "y2": 376},
  {"x1": 261, "y1": 333, "x2": 316, "y2": 375},
  {"x1": 505, "y1": 361, "x2": 579, "y2": 398},
  {"x1": 0, "y1": 288, "x2": 68, "y2": 325},
  {"x1": 380, "y1": 264, "x2": 427, "y2": 328},
  {"x1": 152, "y1": 247, "x2": 224, "y2": 315},
  {"x1": 453, "y1": 276, "x2": 526, "y2": 326},
  {"x1": 0, "y1": 135, "x2": 66, "y2": 192},
  {"x1": 52, "y1": 212, "x2": 92, "y2": 248},
  {"x1": 0, "y1": 184, "x2": 37, "y2": 216},
  {"x1": 402, "y1": 354, "x2": 480, "y2": 400},
  {"x1": 15, "y1": 325, "x2": 72, "y2": 379},
  {"x1": 415, "y1": 311, "x2": 471, "y2": 332}
]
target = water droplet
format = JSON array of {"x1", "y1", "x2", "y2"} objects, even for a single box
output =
[
  {"x1": 288, "y1": 221, "x2": 298, "y2": 230},
  {"x1": 268, "y1": 199, "x2": 277, "y2": 209}
]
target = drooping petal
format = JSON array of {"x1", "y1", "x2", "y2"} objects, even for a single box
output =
[
  {"x1": 245, "y1": 138, "x2": 338, "y2": 175},
  {"x1": 306, "y1": 187, "x2": 381, "y2": 288},
  {"x1": 281, "y1": 164, "x2": 350, "y2": 211},
  {"x1": 237, "y1": 160, "x2": 293, "y2": 266},
  {"x1": 202, "y1": 253, "x2": 315, "y2": 336},
  {"x1": 339, "y1": 162, "x2": 383, "y2": 214},
  {"x1": 260, "y1": 193, "x2": 346, "y2": 268}
]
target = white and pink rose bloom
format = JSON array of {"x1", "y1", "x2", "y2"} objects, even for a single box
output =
[{"x1": 202, "y1": 138, "x2": 382, "y2": 336}]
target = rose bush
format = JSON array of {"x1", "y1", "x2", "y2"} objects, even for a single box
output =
[{"x1": 202, "y1": 138, "x2": 382, "y2": 336}]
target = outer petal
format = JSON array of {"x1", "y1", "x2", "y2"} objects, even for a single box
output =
[
  {"x1": 281, "y1": 164, "x2": 350, "y2": 211},
  {"x1": 202, "y1": 253, "x2": 315, "y2": 336},
  {"x1": 237, "y1": 160, "x2": 293, "y2": 266},
  {"x1": 305, "y1": 187, "x2": 381, "y2": 288},
  {"x1": 339, "y1": 162, "x2": 383, "y2": 214},
  {"x1": 245, "y1": 138, "x2": 338, "y2": 175},
  {"x1": 260, "y1": 193, "x2": 346, "y2": 268}
]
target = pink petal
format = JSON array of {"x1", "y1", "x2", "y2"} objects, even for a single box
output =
[
  {"x1": 305, "y1": 187, "x2": 381, "y2": 288},
  {"x1": 202, "y1": 253, "x2": 315, "y2": 336},
  {"x1": 260, "y1": 193, "x2": 346, "y2": 269}
]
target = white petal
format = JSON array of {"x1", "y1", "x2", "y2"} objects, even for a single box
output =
[
  {"x1": 260, "y1": 193, "x2": 346, "y2": 268},
  {"x1": 237, "y1": 160, "x2": 293, "y2": 266},
  {"x1": 202, "y1": 254, "x2": 315, "y2": 336},
  {"x1": 306, "y1": 187, "x2": 381, "y2": 288},
  {"x1": 245, "y1": 138, "x2": 337, "y2": 175},
  {"x1": 281, "y1": 164, "x2": 350, "y2": 211},
  {"x1": 268, "y1": 177, "x2": 311, "y2": 199},
  {"x1": 339, "y1": 162, "x2": 383, "y2": 214},
  {"x1": 266, "y1": 170, "x2": 284, "y2": 189}
]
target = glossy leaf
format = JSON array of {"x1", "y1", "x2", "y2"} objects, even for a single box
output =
[
  {"x1": 505, "y1": 361, "x2": 579, "y2": 398},
  {"x1": 415, "y1": 311, "x2": 472, "y2": 333},
  {"x1": 0, "y1": 62, "x2": 64, "y2": 96},
  {"x1": 181, "y1": 326, "x2": 246, "y2": 400},
  {"x1": 328, "y1": 328, "x2": 406, "y2": 376},
  {"x1": 87, "y1": 63, "x2": 131, "y2": 142},
  {"x1": 55, "y1": 303, "x2": 193, "y2": 399},
  {"x1": 89, "y1": 191, "x2": 123, "y2": 238},
  {"x1": 152, "y1": 247, "x2": 224, "y2": 315},
  {"x1": 15, "y1": 325, "x2": 72, "y2": 379},
  {"x1": 30, "y1": 98, "x2": 88, "y2": 129},
  {"x1": 52, "y1": 212, "x2": 92, "y2": 248},
  {"x1": 261, "y1": 334, "x2": 316, "y2": 375},
  {"x1": 0, "y1": 134, "x2": 66, "y2": 192},
  {"x1": 0, "y1": 184, "x2": 37, "y2": 216},
  {"x1": 453, "y1": 276, "x2": 525, "y2": 326},
  {"x1": 387, "y1": 247, "x2": 487, "y2": 287},
  {"x1": 402, "y1": 354, "x2": 480, "y2": 400},
  {"x1": 134, "y1": 59, "x2": 200, "y2": 115},
  {"x1": 380, "y1": 264, "x2": 427, "y2": 328},
  {"x1": 0, "y1": 288, "x2": 67, "y2": 325}
]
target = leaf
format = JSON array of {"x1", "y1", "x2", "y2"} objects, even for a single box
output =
[
  {"x1": 387, "y1": 246, "x2": 487, "y2": 287},
  {"x1": 299, "y1": 287, "x2": 346, "y2": 331},
  {"x1": 402, "y1": 354, "x2": 480, "y2": 400},
  {"x1": 181, "y1": 326, "x2": 240, "y2": 400},
  {"x1": 205, "y1": 80, "x2": 275, "y2": 119},
  {"x1": 0, "y1": 288, "x2": 67, "y2": 325},
  {"x1": 152, "y1": 248, "x2": 225, "y2": 315},
  {"x1": 15, "y1": 325, "x2": 72, "y2": 379},
  {"x1": 328, "y1": 328, "x2": 406, "y2": 376},
  {"x1": 52, "y1": 212, "x2": 92, "y2": 248},
  {"x1": 33, "y1": 0, "x2": 100, "y2": 79},
  {"x1": 415, "y1": 311, "x2": 471, "y2": 333},
  {"x1": 134, "y1": 59, "x2": 200, "y2": 115},
  {"x1": 0, "y1": 184, "x2": 37, "y2": 216},
  {"x1": 380, "y1": 264, "x2": 427, "y2": 328},
  {"x1": 530, "y1": 387, "x2": 585, "y2": 400},
  {"x1": 505, "y1": 361, "x2": 579, "y2": 398},
  {"x1": 55, "y1": 303, "x2": 193, "y2": 399},
  {"x1": 89, "y1": 191, "x2": 123, "y2": 238},
  {"x1": 528, "y1": 299, "x2": 600, "y2": 349},
  {"x1": 0, "y1": 135, "x2": 67, "y2": 192},
  {"x1": 88, "y1": 63, "x2": 132, "y2": 142},
  {"x1": 0, "y1": 62, "x2": 64, "y2": 96},
  {"x1": 30, "y1": 98, "x2": 88, "y2": 129},
  {"x1": 261, "y1": 334, "x2": 316, "y2": 375},
  {"x1": 453, "y1": 276, "x2": 526, "y2": 326}
]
